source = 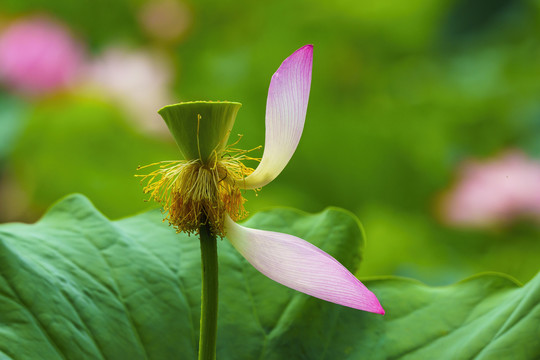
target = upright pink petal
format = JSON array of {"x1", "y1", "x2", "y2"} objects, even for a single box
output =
[
  {"x1": 225, "y1": 215, "x2": 384, "y2": 314},
  {"x1": 239, "y1": 45, "x2": 313, "y2": 189}
]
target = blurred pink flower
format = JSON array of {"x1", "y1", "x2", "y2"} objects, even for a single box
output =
[
  {"x1": 84, "y1": 46, "x2": 174, "y2": 134},
  {"x1": 138, "y1": 0, "x2": 192, "y2": 42},
  {"x1": 0, "y1": 16, "x2": 84, "y2": 96},
  {"x1": 441, "y1": 150, "x2": 540, "y2": 227}
]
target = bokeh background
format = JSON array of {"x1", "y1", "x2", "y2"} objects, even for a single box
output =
[{"x1": 1, "y1": 0, "x2": 539, "y2": 286}]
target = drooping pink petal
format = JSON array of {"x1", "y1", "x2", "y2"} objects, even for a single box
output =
[
  {"x1": 224, "y1": 215, "x2": 384, "y2": 314},
  {"x1": 239, "y1": 45, "x2": 313, "y2": 189}
]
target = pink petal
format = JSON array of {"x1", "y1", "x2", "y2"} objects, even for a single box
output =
[
  {"x1": 239, "y1": 45, "x2": 313, "y2": 189},
  {"x1": 225, "y1": 215, "x2": 385, "y2": 314}
]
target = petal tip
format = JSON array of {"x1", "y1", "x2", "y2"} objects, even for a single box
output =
[
  {"x1": 368, "y1": 296, "x2": 385, "y2": 315},
  {"x1": 279, "y1": 44, "x2": 313, "y2": 70},
  {"x1": 357, "y1": 302, "x2": 385, "y2": 315},
  {"x1": 299, "y1": 44, "x2": 314, "y2": 52},
  {"x1": 292, "y1": 44, "x2": 313, "y2": 60},
  {"x1": 351, "y1": 290, "x2": 384, "y2": 315}
]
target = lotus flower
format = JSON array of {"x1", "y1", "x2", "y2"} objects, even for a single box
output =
[
  {"x1": 138, "y1": 0, "x2": 192, "y2": 42},
  {"x1": 139, "y1": 45, "x2": 384, "y2": 314},
  {"x1": 442, "y1": 150, "x2": 540, "y2": 227},
  {"x1": 0, "y1": 16, "x2": 84, "y2": 96},
  {"x1": 85, "y1": 46, "x2": 174, "y2": 135}
]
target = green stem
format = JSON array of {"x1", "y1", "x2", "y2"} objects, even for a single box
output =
[{"x1": 198, "y1": 224, "x2": 218, "y2": 360}]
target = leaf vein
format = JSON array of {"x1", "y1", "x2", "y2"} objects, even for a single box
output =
[
  {"x1": 0, "y1": 242, "x2": 67, "y2": 360},
  {"x1": 79, "y1": 228, "x2": 150, "y2": 360},
  {"x1": 132, "y1": 236, "x2": 198, "y2": 353}
]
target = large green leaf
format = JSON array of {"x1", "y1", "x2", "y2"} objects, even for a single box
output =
[{"x1": 0, "y1": 194, "x2": 538, "y2": 359}]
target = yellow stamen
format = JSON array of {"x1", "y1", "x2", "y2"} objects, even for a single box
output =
[{"x1": 137, "y1": 138, "x2": 259, "y2": 237}]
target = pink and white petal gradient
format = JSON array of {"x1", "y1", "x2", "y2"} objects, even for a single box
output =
[
  {"x1": 239, "y1": 45, "x2": 313, "y2": 189},
  {"x1": 225, "y1": 215, "x2": 385, "y2": 314},
  {"x1": 442, "y1": 150, "x2": 540, "y2": 227},
  {"x1": 0, "y1": 16, "x2": 84, "y2": 96}
]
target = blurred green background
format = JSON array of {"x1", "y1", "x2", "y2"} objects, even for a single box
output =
[{"x1": 1, "y1": 0, "x2": 539, "y2": 286}]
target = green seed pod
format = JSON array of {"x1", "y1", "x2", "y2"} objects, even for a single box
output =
[{"x1": 158, "y1": 101, "x2": 242, "y2": 163}]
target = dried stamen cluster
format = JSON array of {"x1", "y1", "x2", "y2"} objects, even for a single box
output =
[{"x1": 137, "y1": 145, "x2": 259, "y2": 237}]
